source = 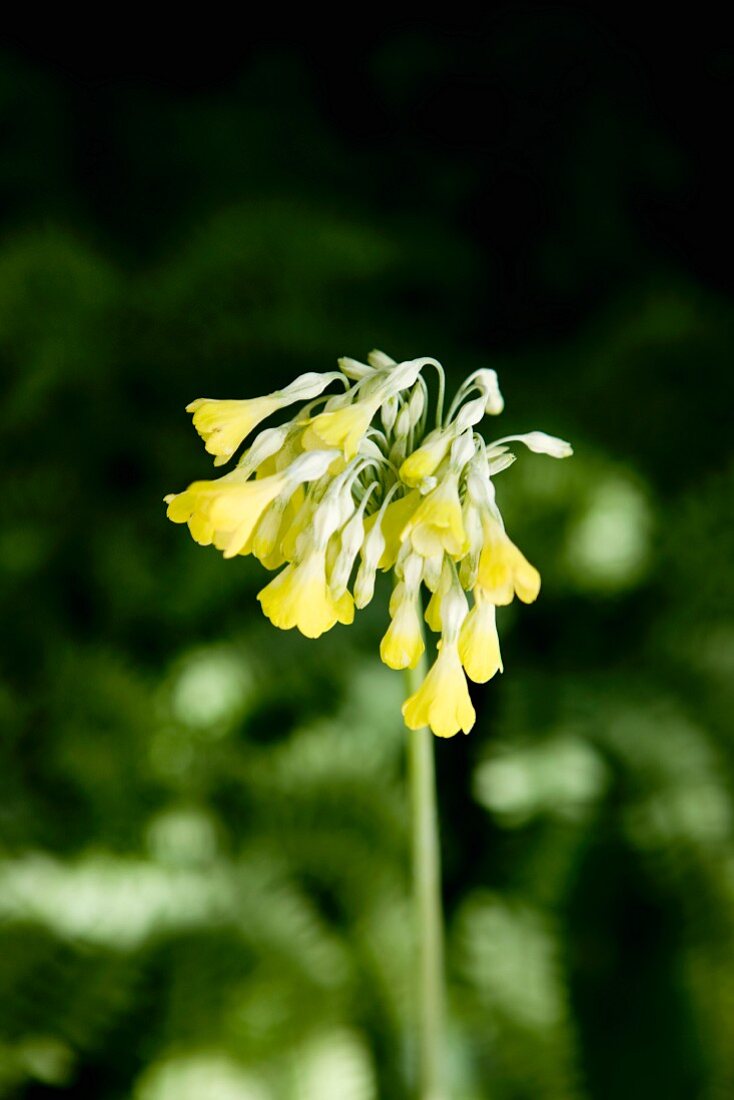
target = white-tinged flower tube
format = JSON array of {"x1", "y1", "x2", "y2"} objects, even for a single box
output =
[{"x1": 489, "y1": 430, "x2": 573, "y2": 458}]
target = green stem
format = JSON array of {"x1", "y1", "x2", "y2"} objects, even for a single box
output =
[{"x1": 405, "y1": 640, "x2": 446, "y2": 1099}]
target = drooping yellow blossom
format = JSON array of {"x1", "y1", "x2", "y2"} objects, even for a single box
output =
[
  {"x1": 304, "y1": 401, "x2": 379, "y2": 459},
  {"x1": 402, "y1": 642, "x2": 476, "y2": 738},
  {"x1": 380, "y1": 583, "x2": 425, "y2": 670},
  {"x1": 257, "y1": 550, "x2": 354, "y2": 638},
  {"x1": 187, "y1": 397, "x2": 281, "y2": 465},
  {"x1": 250, "y1": 490, "x2": 299, "y2": 570},
  {"x1": 459, "y1": 593, "x2": 503, "y2": 683},
  {"x1": 364, "y1": 490, "x2": 422, "y2": 570},
  {"x1": 399, "y1": 429, "x2": 454, "y2": 487},
  {"x1": 423, "y1": 557, "x2": 452, "y2": 632},
  {"x1": 477, "y1": 517, "x2": 541, "y2": 605},
  {"x1": 188, "y1": 371, "x2": 341, "y2": 466},
  {"x1": 165, "y1": 450, "x2": 337, "y2": 560},
  {"x1": 401, "y1": 471, "x2": 468, "y2": 559},
  {"x1": 165, "y1": 349, "x2": 571, "y2": 736},
  {"x1": 165, "y1": 469, "x2": 286, "y2": 556}
]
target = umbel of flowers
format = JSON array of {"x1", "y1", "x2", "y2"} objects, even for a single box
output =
[{"x1": 165, "y1": 351, "x2": 572, "y2": 737}]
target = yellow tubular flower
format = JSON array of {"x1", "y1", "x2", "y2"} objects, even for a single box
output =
[
  {"x1": 257, "y1": 550, "x2": 354, "y2": 638},
  {"x1": 424, "y1": 586, "x2": 443, "y2": 632},
  {"x1": 280, "y1": 492, "x2": 318, "y2": 563},
  {"x1": 422, "y1": 556, "x2": 451, "y2": 631},
  {"x1": 380, "y1": 584, "x2": 425, "y2": 670},
  {"x1": 303, "y1": 401, "x2": 378, "y2": 458},
  {"x1": 477, "y1": 518, "x2": 541, "y2": 605},
  {"x1": 204, "y1": 474, "x2": 289, "y2": 559},
  {"x1": 364, "y1": 490, "x2": 422, "y2": 570},
  {"x1": 459, "y1": 594, "x2": 503, "y2": 683},
  {"x1": 189, "y1": 372, "x2": 343, "y2": 466},
  {"x1": 187, "y1": 397, "x2": 280, "y2": 465},
  {"x1": 402, "y1": 642, "x2": 476, "y2": 738},
  {"x1": 401, "y1": 472, "x2": 468, "y2": 559},
  {"x1": 166, "y1": 451, "x2": 336, "y2": 561},
  {"x1": 164, "y1": 468, "x2": 284, "y2": 554},
  {"x1": 399, "y1": 429, "x2": 454, "y2": 487},
  {"x1": 250, "y1": 492, "x2": 292, "y2": 570},
  {"x1": 263, "y1": 485, "x2": 306, "y2": 566}
]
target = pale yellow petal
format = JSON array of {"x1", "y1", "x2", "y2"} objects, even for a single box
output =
[
  {"x1": 364, "y1": 491, "x2": 422, "y2": 570},
  {"x1": 303, "y1": 403, "x2": 375, "y2": 458},
  {"x1": 380, "y1": 599, "x2": 425, "y2": 670},
  {"x1": 188, "y1": 396, "x2": 279, "y2": 461},
  {"x1": 459, "y1": 600, "x2": 503, "y2": 683},
  {"x1": 402, "y1": 644, "x2": 476, "y2": 737},
  {"x1": 257, "y1": 552, "x2": 349, "y2": 638}
]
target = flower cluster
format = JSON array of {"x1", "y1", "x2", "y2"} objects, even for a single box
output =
[{"x1": 165, "y1": 351, "x2": 572, "y2": 737}]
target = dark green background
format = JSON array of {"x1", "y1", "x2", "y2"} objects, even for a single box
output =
[{"x1": 1, "y1": 14, "x2": 733, "y2": 1098}]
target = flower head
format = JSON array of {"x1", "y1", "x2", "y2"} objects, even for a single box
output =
[{"x1": 166, "y1": 350, "x2": 571, "y2": 737}]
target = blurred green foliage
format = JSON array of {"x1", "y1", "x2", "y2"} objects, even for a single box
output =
[{"x1": 1, "y1": 18, "x2": 733, "y2": 1099}]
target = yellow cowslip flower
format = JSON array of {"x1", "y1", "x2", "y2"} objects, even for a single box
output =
[
  {"x1": 402, "y1": 641, "x2": 476, "y2": 738},
  {"x1": 257, "y1": 549, "x2": 354, "y2": 638},
  {"x1": 166, "y1": 350, "x2": 571, "y2": 737},
  {"x1": 303, "y1": 357, "x2": 429, "y2": 459},
  {"x1": 364, "y1": 489, "x2": 422, "y2": 570},
  {"x1": 459, "y1": 593, "x2": 503, "y2": 683},
  {"x1": 165, "y1": 468, "x2": 285, "y2": 555},
  {"x1": 399, "y1": 429, "x2": 454, "y2": 487},
  {"x1": 477, "y1": 517, "x2": 541, "y2": 605},
  {"x1": 166, "y1": 450, "x2": 336, "y2": 559},
  {"x1": 188, "y1": 397, "x2": 280, "y2": 465},
  {"x1": 304, "y1": 400, "x2": 380, "y2": 459},
  {"x1": 250, "y1": 489, "x2": 300, "y2": 570},
  {"x1": 401, "y1": 471, "x2": 468, "y2": 559},
  {"x1": 188, "y1": 372, "x2": 343, "y2": 465},
  {"x1": 380, "y1": 583, "x2": 425, "y2": 670},
  {"x1": 422, "y1": 556, "x2": 452, "y2": 632}
]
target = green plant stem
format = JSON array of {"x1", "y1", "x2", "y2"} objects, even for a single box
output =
[{"x1": 405, "y1": 641, "x2": 446, "y2": 1100}]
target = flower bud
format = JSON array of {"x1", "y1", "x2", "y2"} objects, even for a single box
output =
[
  {"x1": 513, "y1": 431, "x2": 573, "y2": 458},
  {"x1": 488, "y1": 452, "x2": 516, "y2": 476},
  {"x1": 287, "y1": 449, "x2": 341, "y2": 485},
  {"x1": 408, "y1": 384, "x2": 425, "y2": 427},
  {"x1": 329, "y1": 508, "x2": 366, "y2": 598},
  {"x1": 339, "y1": 356, "x2": 373, "y2": 380},
  {"x1": 381, "y1": 395, "x2": 399, "y2": 434},
  {"x1": 354, "y1": 520, "x2": 386, "y2": 608},
  {"x1": 383, "y1": 358, "x2": 424, "y2": 395},
  {"x1": 278, "y1": 371, "x2": 342, "y2": 402},
  {"x1": 440, "y1": 580, "x2": 469, "y2": 642},
  {"x1": 422, "y1": 552, "x2": 444, "y2": 593},
  {"x1": 401, "y1": 551, "x2": 424, "y2": 592},
  {"x1": 389, "y1": 438, "x2": 408, "y2": 467},
  {"x1": 477, "y1": 368, "x2": 504, "y2": 414},
  {"x1": 394, "y1": 405, "x2": 412, "y2": 440},
  {"x1": 450, "y1": 430, "x2": 476, "y2": 470},
  {"x1": 454, "y1": 395, "x2": 487, "y2": 433},
  {"x1": 399, "y1": 429, "x2": 453, "y2": 486},
  {"x1": 367, "y1": 349, "x2": 396, "y2": 370}
]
